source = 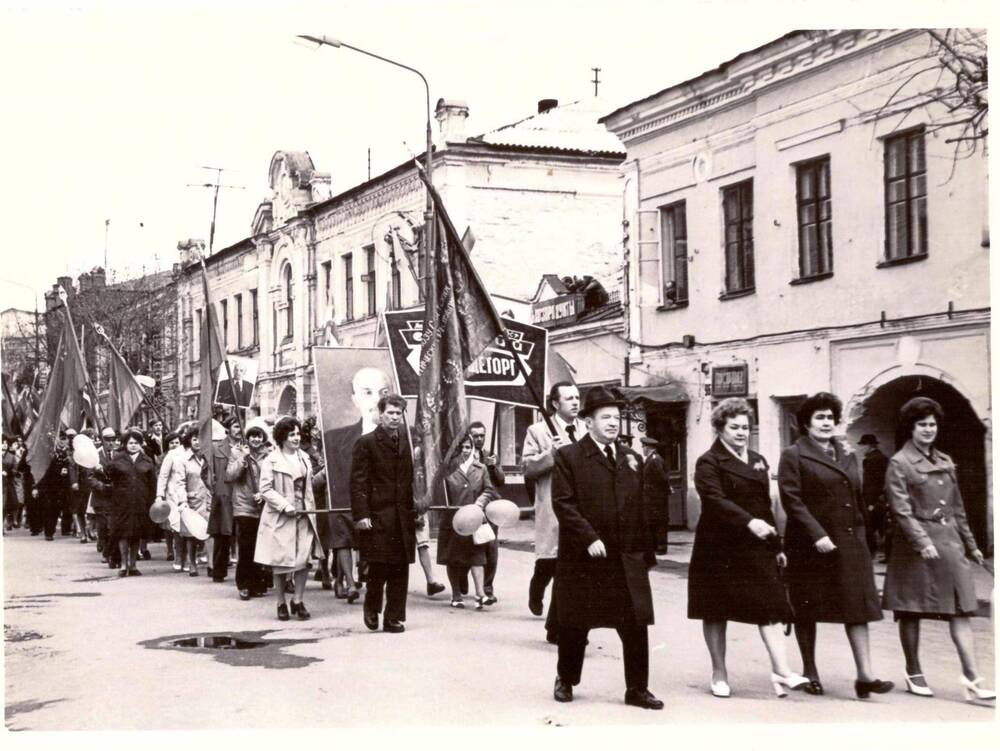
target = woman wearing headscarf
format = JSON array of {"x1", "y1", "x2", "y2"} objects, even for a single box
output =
[
  {"x1": 778, "y1": 392, "x2": 891, "y2": 699},
  {"x1": 226, "y1": 418, "x2": 274, "y2": 601},
  {"x1": 882, "y1": 397, "x2": 994, "y2": 701},
  {"x1": 107, "y1": 428, "x2": 157, "y2": 576},
  {"x1": 255, "y1": 416, "x2": 322, "y2": 621},
  {"x1": 689, "y1": 398, "x2": 808, "y2": 698}
]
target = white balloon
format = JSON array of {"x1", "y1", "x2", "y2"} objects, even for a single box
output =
[
  {"x1": 179, "y1": 507, "x2": 209, "y2": 540},
  {"x1": 72, "y1": 434, "x2": 100, "y2": 469},
  {"x1": 485, "y1": 499, "x2": 520, "y2": 528}
]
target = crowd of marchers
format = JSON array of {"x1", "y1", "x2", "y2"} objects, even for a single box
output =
[{"x1": 2, "y1": 385, "x2": 994, "y2": 711}]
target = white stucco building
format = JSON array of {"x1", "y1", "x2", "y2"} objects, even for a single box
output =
[{"x1": 601, "y1": 29, "x2": 990, "y2": 546}]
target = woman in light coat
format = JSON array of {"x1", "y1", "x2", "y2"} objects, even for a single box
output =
[
  {"x1": 882, "y1": 397, "x2": 994, "y2": 701},
  {"x1": 255, "y1": 416, "x2": 322, "y2": 621},
  {"x1": 158, "y1": 427, "x2": 212, "y2": 576}
]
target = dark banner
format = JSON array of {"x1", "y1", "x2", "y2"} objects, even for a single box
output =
[{"x1": 384, "y1": 308, "x2": 547, "y2": 408}]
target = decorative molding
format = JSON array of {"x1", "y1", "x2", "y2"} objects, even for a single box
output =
[
  {"x1": 315, "y1": 174, "x2": 423, "y2": 240},
  {"x1": 775, "y1": 119, "x2": 845, "y2": 151}
]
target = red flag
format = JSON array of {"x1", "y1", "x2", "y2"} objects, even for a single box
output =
[
  {"x1": 96, "y1": 325, "x2": 147, "y2": 432},
  {"x1": 2, "y1": 374, "x2": 20, "y2": 436},
  {"x1": 412, "y1": 171, "x2": 505, "y2": 510},
  {"x1": 197, "y1": 258, "x2": 225, "y2": 486},
  {"x1": 26, "y1": 327, "x2": 87, "y2": 480}
]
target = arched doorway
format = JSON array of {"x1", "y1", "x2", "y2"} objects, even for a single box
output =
[
  {"x1": 277, "y1": 385, "x2": 297, "y2": 417},
  {"x1": 847, "y1": 375, "x2": 989, "y2": 552}
]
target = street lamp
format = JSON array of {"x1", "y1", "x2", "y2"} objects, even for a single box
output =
[{"x1": 295, "y1": 34, "x2": 434, "y2": 299}]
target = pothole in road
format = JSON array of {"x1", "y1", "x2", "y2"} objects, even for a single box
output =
[{"x1": 141, "y1": 629, "x2": 345, "y2": 669}]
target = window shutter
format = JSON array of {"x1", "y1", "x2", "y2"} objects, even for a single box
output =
[{"x1": 636, "y1": 209, "x2": 662, "y2": 306}]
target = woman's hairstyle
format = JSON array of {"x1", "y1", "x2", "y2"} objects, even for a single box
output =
[
  {"x1": 123, "y1": 428, "x2": 146, "y2": 447},
  {"x1": 898, "y1": 397, "x2": 944, "y2": 437},
  {"x1": 711, "y1": 398, "x2": 754, "y2": 433},
  {"x1": 179, "y1": 426, "x2": 199, "y2": 448},
  {"x1": 245, "y1": 425, "x2": 267, "y2": 440},
  {"x1": 377, "y1": 394, "x2": 407, "y2": 413},
  {"x1": 2, "y1": 433, "x2": 12, "y2": 444},
  {"x1": 796, "y1": 392, "x2": 842, "y2": 434},
  {"x1": 273, "y1": 416, "x2": 301, "y2": 447},
  {"x1": 163, "y1": 430, "x2": 180, "y2": 447}
]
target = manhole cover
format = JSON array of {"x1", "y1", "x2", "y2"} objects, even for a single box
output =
[{"x1": 170, "y1": 635, "x2": 265, "y2": 650}]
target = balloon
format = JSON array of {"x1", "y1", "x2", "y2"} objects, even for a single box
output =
[
  {"x1": 211, "y1": 419, "x2": 226, "y2": 441},
  {"x1": 485, "y1": 499, "x2": 520, "y2": 528},
  {"x1": 72, "y1": 434, "x2": 100, "y2": 469},
  {"x1": 149, "y1": 499, "x2": 171, "y2": 524},
  {"x1": 179, "y1": 506, "x2": 209, "y2": 540},
  {"x1": 452, "y1": 504, "x2": 485, "y2": 536}
]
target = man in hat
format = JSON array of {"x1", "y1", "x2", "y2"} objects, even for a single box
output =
[
  {"x1": 60, "y1": 428, "x2": 82, "y2": 537},
  {"x1": 32, "y1": 430, "x2": 72, "y2": 541},
  {"x1": 858, "y1": 433, "x2": 890, "y2": 557},
  {"x1": 640, "y1": 437, "x2": 670, "y2": 555},
  {"x1": 550, "y1": 386, "x2": 662, "y2": 709},
  {"x1": 522, "y1": 381, "x2": 586, "y2": 644}
]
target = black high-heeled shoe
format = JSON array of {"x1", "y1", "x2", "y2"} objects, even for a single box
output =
[
  {"x1": 277, "y1": 603, "x2": 290, "y2": 621},
  {"x1": 346, "y1": 590, "x2": 360, "y2": 604},
  {"x1": 855, "y1": 678, "x2": 894, "y2": 699},
  {"x1": 803, "y1": 680, "x2": 824, "y2": 695},
  {"x1": 291, "y1": 601, "x2": 311, "y2": 620}
]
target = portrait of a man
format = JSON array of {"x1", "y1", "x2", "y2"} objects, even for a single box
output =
[{"x1": 215, "y1": 359, "x2": 256, "y2": 408}]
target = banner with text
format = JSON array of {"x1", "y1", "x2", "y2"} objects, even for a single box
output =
[{"x1": 384, "y1": 308, "x2": 547, "y2": 408}]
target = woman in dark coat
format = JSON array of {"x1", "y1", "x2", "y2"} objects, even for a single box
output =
[
  {"x1": 108, "y1": 428, "x2": 157, "y2": 576},
  {"x1": 778, "y1": 392, "x2": 891, "y2": 699},
  {"x1": 882, "y1": 397, "x2": 994, "y2": 701},
  {"x1": 689, "y1": 398, "x2": 807, "y2": 698},
  {"x1": 437, "y1": 434, "x2": 499, "y2": 609}
]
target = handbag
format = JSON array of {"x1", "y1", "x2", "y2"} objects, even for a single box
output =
[{"x1": 472, "y1": 522, "x2": 496, "y2": 545}]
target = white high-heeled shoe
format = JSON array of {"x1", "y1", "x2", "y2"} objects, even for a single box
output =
[
  {"x1": 771, "y1": 672, "x2": 810, "y2": 697},
  {"x1": 959, "y1": 676, "x2": 996, "y2": 701},
  {"x1": 710, "y1": 680, "x2": 731, "y2": 698},
  {"x1": 904, "y1": 674, "x2": 934, "y2": 697}
]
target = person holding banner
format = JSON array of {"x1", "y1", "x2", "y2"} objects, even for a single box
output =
[
  {"x1": 351, "y1": 394, "x2": 415, "y2": 633},
  {"x1": 522, "y1": 382, "x2": 586, "y2": 643},
  {"x1": 32, "y1": 430, "x2": 72, "y2": 541},
  {"x1": 107, "y1": 429, "x2": 157, "y2": 577},
  {"x1": 437, "y1": 433, "x2": 499, "y2": 610},
  {"x1": 256, "y1": 416, "x2": 322, "y2": 622}
]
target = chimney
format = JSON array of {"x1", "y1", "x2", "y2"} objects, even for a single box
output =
[
  {"x1": 434, "y1": 98, "x2": 470, "y2": 149},
  {"x1": 537, "y1": 98, "x2": 558, "y2": 114},
  {"x1": 57, "y1": 276, "x2": 73, "y2": 296},
  {"x1": 92, "y1": 267, "x2": 106, "y2": 288},
  {"x1": 177, "y1": 238, "x2": 206, "y2": 267}
]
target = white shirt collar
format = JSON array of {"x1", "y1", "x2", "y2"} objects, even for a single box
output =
[
  {"x1": 590, "y1": 434, "x2": 615, "y2": 459},
  {"x1": 553, "y1": 413, "x2": 581, "y2": 435},
  {"x1": 720, "y1": 439, "x2": 749, "y2": 464},
  {"x1": 460, "y1": 454, "x2": 475, "y2": 474}
]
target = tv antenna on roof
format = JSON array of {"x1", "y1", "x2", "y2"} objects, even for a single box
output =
[{"x1": 186, "y1": 166, "x2": 246, "y2": 254}]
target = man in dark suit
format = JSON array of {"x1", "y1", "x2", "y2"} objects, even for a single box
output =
[
  {"x1": 350, "y1": 393, "x2": 415, "y2": 634},
  {"x1": 551, "y1": 386, "x2": 663, "y2": 710},
  {"x1": 859, "y1": 433, "x2": 890, "y2": 557},
  {"x1": 640, "y1": 437, "x2": 670, "y2": 555},
  {"x1": 216, "y1": 362, "x2": 253, "y2": 408},
  {"x1": 323, "y1": 366, "x2": 390, "y2": 511}
]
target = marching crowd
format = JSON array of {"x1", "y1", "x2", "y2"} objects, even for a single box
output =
[{"x1": 2, "y1": 383, "x2": 995, "y2": 711}]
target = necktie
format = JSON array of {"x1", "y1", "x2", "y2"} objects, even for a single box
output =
[
  {"x1": 566, "y1": 425, "x2": 576, "y2": 443},
  {"x1": 604, "y1": 445, "x2": 615, "y2": 465}
]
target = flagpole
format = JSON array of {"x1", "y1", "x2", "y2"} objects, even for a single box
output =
[
  {"x1": 197, "y1": 254, "x2": 245, "y2": 442},
  {"x1": 59, "y1": 290, "x2": 106, "y2": 428}
]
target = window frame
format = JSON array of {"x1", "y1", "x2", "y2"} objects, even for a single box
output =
[
  {"x1": 364, "y1": 244, "x2": 376, "y2": 317},
  {"x1": 250, "y1": 289, "x2": 259, "y2": 346},
  {"x1": 881, "y1": 127, "x2": 928, "y2": 265},
  {"x1": 794, "y1": 156, "x2": 834, "y2": 281},
  {"x1": 720, "y1": 179, "x2": 755, "y2": 297},
  {"x1": 234, "y1": 293, "x2": 243, "y2": 349},
  {"x1": 659, "y1": 200, "x2": 689, "y2": 307},
  {"x1": 343, "y1": 253, "x2": 354, "y2": 322},
  {"x1": 283, "y1": 264, "x2": 294, "y2": 343},
  {"x1": 220, "y1": 299, "x2": 228, "y2": 351}
]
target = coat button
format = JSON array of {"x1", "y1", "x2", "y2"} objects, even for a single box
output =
[
  {"x1": 939, "y1": 500, "x2": 946, "y2": 505},
  {"x1": 938, "y1": 480, "x2": 944, "y2": 485},
  {"x1": 847, "y1": 527, "x2": 853, "y2": 533}
]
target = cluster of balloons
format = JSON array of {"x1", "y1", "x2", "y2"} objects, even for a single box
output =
[{"x1": 452, "y1": 499, "x2": 520, "y2": 536}]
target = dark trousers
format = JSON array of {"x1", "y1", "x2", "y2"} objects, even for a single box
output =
[
  {"x1": 27, "y1": 492, "x2": 42, "y2": 534},
  {"x1": 364, "y1": 561, "x2": 409, "y2": 622},
  {"x1": 557, "y1": 609, "x2": 650, "y2": 691},
  {"x1": 446, "y1": 564, "x2": 469, "y2": 596},
  {"x1": 60, "y1": 494, "x2": 75, "y2": 535},
  {"x1": 484, "y1": 538, "x2": 498, "y2": 595},
  {"x1": 212, "y1": 534, "x2": 231, "y2": 580},
  {"x1": 530, "y1": 558, "x2": 560, "y2": 637},
  {"x1": 42, "y1": 494, "x2": 62, "y2": 538},
  {"x1": 235, "y1": 517, "x2": 269, "y2": 594}
]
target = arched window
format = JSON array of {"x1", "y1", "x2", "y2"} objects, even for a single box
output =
[{"x1": 284, "y1": 264, "x2": 294, "y2": 340}]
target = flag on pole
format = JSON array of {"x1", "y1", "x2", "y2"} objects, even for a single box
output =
[
  {"x1": 411, "y1": 167, "x2": 505, "y2": 511},
  {"x1": 14, "y1": 382, "x2": 39, "y2": 437},
  {"x1": 26, "y1": 326, "x2": 88, "y2": 481},
  {"x1": 547, "y1": 349, "x2": 577, "y2": 389},
  {"x1": 196, "y1": 254, "x2": 224, "y2": 486},
  {"x1": 2, "y1": 373, "x2": 21, "y2": 436},
  {"x1": 95, "y1": 324, "x2": 147, "y2": 432}
]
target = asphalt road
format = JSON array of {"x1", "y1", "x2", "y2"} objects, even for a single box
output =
[{"x1": 3, "y1": 525, "x2": 995, "y2": 731}]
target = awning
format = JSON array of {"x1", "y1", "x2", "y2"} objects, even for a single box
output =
[{"x1": 616, "y1": 382, "x2": 688, "y2": 404}]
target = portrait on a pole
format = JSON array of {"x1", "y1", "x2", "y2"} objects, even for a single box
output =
[
  {"x1": 214, "y1": 356, "x2": 258, "y2": 408},
  {"x1": 314, "y1": 346, "x2": 398, "y2": 512}
]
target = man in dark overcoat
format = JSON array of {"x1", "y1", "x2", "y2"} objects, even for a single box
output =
[
  {"x1": 350, "y1": 393, "x2": 416, "y2": 634},
  {"x1": 550, "y1": 386, "x2": 663, "y2": 709},
  {"x1": 640, "y1": 437, "x2": 670, "y2": 554},
  {"x1": 858, "y1": 434, "x2": 890, "y2": 557},
  {"x1": 208, "y1": 417, "x2": 240, "y2": 581},
  {"x1": 32, "y1": 430, "x2": 71, "y2": 541},
  {"x1": 88, "y1": 427, "x2": 121, "y2": 568}
]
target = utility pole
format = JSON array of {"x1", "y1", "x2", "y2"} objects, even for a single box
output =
[
  {"x1": 591, "y1": 67, "x2": 602, "y2": 96},
  {"x1": 187, "y1": 166, "x2": 245, "y2": 255},
  {"x1": 103, "y1": 219, "x2": 110, "y2": 271}
]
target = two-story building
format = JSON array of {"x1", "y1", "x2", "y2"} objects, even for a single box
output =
[
  {"x1": 601, "y1": 29, "x2": 991, "y2": 547},
  {"x1": 177, "y1": 96, "x2": 626, "y2": 473}
]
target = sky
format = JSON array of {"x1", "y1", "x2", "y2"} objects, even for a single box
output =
[{"x1": 0, "y1": 0, "x2": 991, "y2": 311}]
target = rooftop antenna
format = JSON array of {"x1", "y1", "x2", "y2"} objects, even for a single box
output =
[
  {"x1": 591, "y1": 67, "x2": 602, "y2": 96},
  {"x1": 186, "y1": 166, "x2": 246, "y2": 254},
  {"x1": 103, "y1": 218, "x2": 110, "y2": 270}
]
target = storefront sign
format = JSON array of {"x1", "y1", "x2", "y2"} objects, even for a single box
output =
[{"x1": 711, "y1": 364, "x2": 749, "y2": 397}]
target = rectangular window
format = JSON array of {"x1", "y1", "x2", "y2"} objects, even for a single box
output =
[
  {"x1": 660, "y1": 201, "x2": 688, "y2": 304},
  {"x1": 884, "y1": 129, "x2": 927, "y2": 261},
  {"x1": 220, "y1": 300, "x2": 228, "y2": 351},
  {"x1": 391, "y1": 258, "x2": 402, "y2": 310},
  {"x1": 250, "y1": 289, "x2": 259, "y2": 346},
  {"x1": 235, "y1": 294, "x2": 243, "y2": 349},
  {"x1": 722, "y1": 180, "x2": 755, "y2": 295},
  {"x1": 322, "y1": 261, "x2": 332, "y2": 306},
  {"x1": 365, "y1": 245, "x2": 376, "y2": 317},
  {"x1": 343, "y1": 253, "x2": 354, "y2": 322},
  {"x1": 194, "y1": 309, "x2": 202, "y2": 360},
  {"x1": 796, "y1": 157, "x2": 833, "y2": 278}
]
